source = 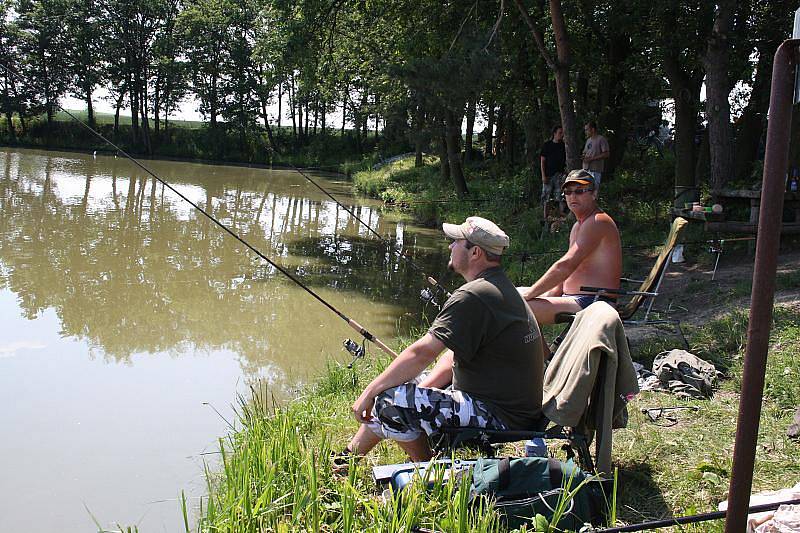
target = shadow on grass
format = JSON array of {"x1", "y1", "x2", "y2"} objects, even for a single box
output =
[{"x1": 616, "y1": 461, "x2": 672, "y2": 525}]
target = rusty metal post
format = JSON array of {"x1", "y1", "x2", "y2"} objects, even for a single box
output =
[{"x1": 725, "y1": 39, "x2": 800, "y2": 533}]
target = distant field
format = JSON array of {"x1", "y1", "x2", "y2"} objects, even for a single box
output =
[{"x1": 54, "y1": 110, "x2": 365, "y2": 137}]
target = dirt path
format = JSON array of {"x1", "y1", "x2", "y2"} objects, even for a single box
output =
[{"x1": 626, "y1": 249, "x2": 800, "y2": 345}]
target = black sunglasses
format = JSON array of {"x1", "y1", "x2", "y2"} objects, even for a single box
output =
[{"x1": 563, "y1": 188, "x2": 594, "y2": 196}]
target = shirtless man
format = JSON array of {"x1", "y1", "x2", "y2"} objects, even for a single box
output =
[{"x1": 519, "y1": 169, "x2": 622, "y2": 325}]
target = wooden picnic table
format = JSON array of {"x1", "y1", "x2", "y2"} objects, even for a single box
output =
[
  {"x1": 671, "y1": 189, "x2": 800, "y2": 235},
  {"x1": 706, "y1": 188, "x2": 800, "y2": 234}
]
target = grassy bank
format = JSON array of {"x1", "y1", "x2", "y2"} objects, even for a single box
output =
[{"x1": 185, "y1": 305, "x2": 800, "y2": 532}]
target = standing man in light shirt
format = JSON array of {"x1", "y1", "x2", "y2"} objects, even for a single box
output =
[{"x1": 582, "y1": 121, "x2": 610, "y2": 187}]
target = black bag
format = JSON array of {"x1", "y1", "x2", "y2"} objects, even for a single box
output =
[{"x1": 470, "y1": 456, "x2": 607, "y2": 530}]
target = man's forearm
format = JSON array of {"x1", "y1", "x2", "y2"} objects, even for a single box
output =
[
  {"x1": 362, "y1": 345, "x2": 438, "y2": 399},
  {"x1": 525, "y1": 261, "x2": 572, "y2": 299},
  {"x1": 418, "y1": 351, "x2": 454, "y2": 388}
]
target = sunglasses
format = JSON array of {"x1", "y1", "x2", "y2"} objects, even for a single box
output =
[{"x1": 563, "y1": 188, "x2": 594, "y2": 196}]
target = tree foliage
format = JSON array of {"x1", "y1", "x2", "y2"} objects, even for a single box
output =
[{"x1": 2, "y1": 0, "x2": 796, "y2": 194}]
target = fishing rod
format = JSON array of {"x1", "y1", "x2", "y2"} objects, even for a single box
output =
[
  {"x1": 274, "y1": 153, "x2": 452, "y2": 303},
  {"x1": 597, "y1": 497, "x2": 800, "y2": 532},
  {"x1": 0, "y1": 62, "x2": 398, "y2": 363}
]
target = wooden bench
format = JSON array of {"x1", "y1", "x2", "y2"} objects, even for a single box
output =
[{"x1": 705, "y1": 188, "x2": 800, "y2": 234}]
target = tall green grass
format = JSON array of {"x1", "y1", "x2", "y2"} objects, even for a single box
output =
[
  {"x1": 188, "y1": 384, "x2": 507, "y2": 532},
  {"x1": 186, "y1": 302, "x2": 800, "y2": 532}
]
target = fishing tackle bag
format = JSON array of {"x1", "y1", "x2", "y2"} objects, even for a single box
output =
[{"x1": 469, "y1": 456, "x2": 607, "y2": 530}]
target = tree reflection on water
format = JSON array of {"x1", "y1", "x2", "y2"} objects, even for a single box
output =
[{"x1": 0, "y1": 148, "x2": 447, "y2": 378}]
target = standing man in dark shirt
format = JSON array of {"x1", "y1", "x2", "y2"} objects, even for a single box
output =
[
  {"x1": 539, "y1": 125, "x2": 567, "y2": 222},
  {"x1": 341, "y1": 217, "x2": 544, "y2": 462}
]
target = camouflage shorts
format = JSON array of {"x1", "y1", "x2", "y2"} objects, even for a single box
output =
[{"x1": 366, "y1": 383, "x2": 507, "y2": 442}]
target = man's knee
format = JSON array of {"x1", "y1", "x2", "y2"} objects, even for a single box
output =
[
  {"x1": 526, "y1": 296, "x2": 581, "y2": 325},
  {"x1": 368, "y1": 384, "x2": 426, "y2": 442}
]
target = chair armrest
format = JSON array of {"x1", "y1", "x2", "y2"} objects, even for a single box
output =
[{"x1": 554, "y1": 312, "x2": 576, "y2": 324}]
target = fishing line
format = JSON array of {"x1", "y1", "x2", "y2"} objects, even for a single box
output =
[
  {"x1": 0, "y1": 61, "x2": 398, "y2": 360},
  {"x1": 280, "y1": 162, "x2": 452, "y2": 299}
]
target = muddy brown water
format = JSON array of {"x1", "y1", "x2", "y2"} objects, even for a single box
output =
[{"x1": 0, "y1": 147, "x2": 449, "y2": 532}]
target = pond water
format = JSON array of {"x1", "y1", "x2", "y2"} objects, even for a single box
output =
[{"x1": 0, "y1": 148, "x2": 450, "y2": 532}]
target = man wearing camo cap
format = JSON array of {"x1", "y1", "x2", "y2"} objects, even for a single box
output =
[{"x1": 339, "y1": 216, "x2": 544, "y2": 463}]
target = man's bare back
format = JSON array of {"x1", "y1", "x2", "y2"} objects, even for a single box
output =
[{"x1": 519, "y1": 170, "x2": 622, "y2": 325}]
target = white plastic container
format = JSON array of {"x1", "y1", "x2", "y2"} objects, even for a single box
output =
[{"x1": 524, "y1": 438, "x2": 547, "y2": 457}]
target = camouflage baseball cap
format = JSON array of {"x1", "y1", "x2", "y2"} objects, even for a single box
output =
[{"x1": 442, "y1": 216, "x2": 509, "y2": 255}]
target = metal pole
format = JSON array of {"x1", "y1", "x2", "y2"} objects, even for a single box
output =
[{"x1": 724, "y1": 39, "x2": 799, "y2": 533}]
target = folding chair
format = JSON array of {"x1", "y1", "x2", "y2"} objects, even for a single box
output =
[
  {"x1": 434, "y1": 417, "x2": 596, "y2": 472},
  {"x1": 554, "y1": 217, "x2": 689, "y2": 350},
  {"x1": 434, "y1": 303, "x2": 637, "y2": 476}
]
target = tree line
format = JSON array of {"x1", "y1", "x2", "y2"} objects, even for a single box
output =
[{"x1": 0, "y1": 0, "x2": 797, "y2": 200}]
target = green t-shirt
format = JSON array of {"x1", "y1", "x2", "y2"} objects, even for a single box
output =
[{"x1": 429, "y1": 266, "x2": 543, "y2": 429}]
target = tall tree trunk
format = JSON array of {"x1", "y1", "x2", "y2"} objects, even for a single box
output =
[
  {"x1": 209, "y1": 66, "x2": 218, "y2": 128},
  {"x1": 85, "y1": 85, "x2": 95, "y2": 129},
  {"x1": 4, "y1": 111, "x2": 14, "y2": 140},
  {"x1": 414, "y1": 101, "x2": 424, "y2": 167},
  {"x1": 374, "y1": 94, "x2": 379, "y2": 140},
  {"x1": 139, "y1": 84, "x2": 152, "y2": 155},
  {"x1": 153, "y1": 77, "x2": 160, "y2": 134},
  {"x1": 734, "y1": 40, "x2": 775, "y2": 182},
  {"x1": 298, "y1": 94, "x2": 304, "y2": 139},
  {"x1": 341, "y1": 99, "x2": 347, "y2": 134},
  {"x1": 130, "y1": 74, "x2": 140, "y2": 147},
  {"x1": 464, "y1": 97, "x2": 476, "y2": 163},
  {"x1": 507, "y1": 105, "x2": 516, "y2": 165},
  {"x1": 670, "y1": 77, "x2": 701, "y2": 205},
  {"x1": 303, "y1": 100, "x2": 309, "y2": 137},
  {"x1": 575, "y1": 72, "x2": 589, "y2": 115},
  {"x1": 277, "y1": 81, "x2": 282, "y2": 129},
  {"x1": 514, "y1": 0, "x2": 580, "y2": 169},
  {"x1": 438, "y1": 119, "x2": 450, "y2": 183},
  {"x1": 495, "y1": 104, "x2": 506, "y2": 160},
  {"x1": 445, "y1": 107, "x2": 468, "y2": 197},
  {"x1": 113, "y1": 90, "x2": 125, "y2": 139},
  {"x1": 702, "y1": 0, "x2": 735, "y2": 193},
  {"x1": 664, "y1": 49, "x2": 703, "y2": 206},
  {"x1": 484, "y1": 101, "x2": 495, "y2": 158},
  {"x1": 598, "y1": 18, "x2": 632, "y2": 176},
  {"x1": 261, "y1": 101, "x2": 276, "y2": 151},
  {"x1": 290, "y1": 76, "x2": 297, "y2": 138},
  {"x1": 313, "y1": 99, "x2": 318, "y2": 134},
  {"x1": 549, "y1": 0, "x2": 580, "y2": 170}
]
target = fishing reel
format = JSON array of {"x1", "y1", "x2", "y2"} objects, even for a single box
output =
[
  {"x1": 420, "y1": 287, "x2": 438, "y2": 307},
  {"x1": 420, "y1": 281, "x2": 450, "y2": 310},
  {"x1": 343, "y1": 338, "x2": 366, "y2": 368}
]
